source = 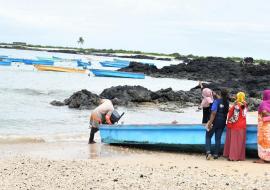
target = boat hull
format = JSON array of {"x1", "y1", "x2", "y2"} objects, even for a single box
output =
[
  {"x1": 77, "y1": 60, "x2": 91, "y2": 68},
  {"x1": 90, "y1": 69, "x2": 145, "y2": 79},
  {"x1": 100, "y1": 61, "x2": 129, "y2": 68},
  {"x1": 34, "y1": 65, "x2": 86, "y2": 73},
  {"x1": 24, "y1": 59, "x2": 54, "y2": 65},
  {"x1": 0, "y1": 61, "x2": 11, "y2": 66},
  {"x1": 99, "y1": 124, "x2": 257, "y2": 153}
]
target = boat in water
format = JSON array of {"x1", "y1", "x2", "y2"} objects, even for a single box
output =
[
  {"x1": 34, "y1": 65, "x2": 87, "y2": 73},
  {"x1": 36, "y1": 56, "x2": 55, "y2": 61},
  {"x1": 23, "y1": 59, "x2": 54, "y2": 65},
  {"x1": 100, "y1": 61, "x2": 129, "y2": 68},
  {"x1": 4, "y1": 58, "x2": 25, "y2": 63},
  {"x1": 0, "y1": 55, "x2": 8, "y2": 59},
  {"x1": 77, "y1": 60, "x2": 91, "y2": 68},
  {"x1": 99, "y1": 124, "x2": 257, "y2": 153},
  {"x1": 0, "y1": 60, "x2": 11, "y2": 66},
  {"x1": 90, "y1": 69, "x2": 145, "y2": 79}
]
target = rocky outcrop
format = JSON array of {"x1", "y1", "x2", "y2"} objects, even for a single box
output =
[
  {"x1": 51, "y1": 86, "x2": 201, "y2": 111},
  {"x1": 118, "y1": 62, "x2": 159, "y2": 75},
  {"x1": 100, "y1": 85, "x2": 153, "y2": 106},
  {"x1": 57, "y1": 89, "x2": 100, "y2": 109},
  {"x1": 118, "y1": 57, "x2": 270, "y2": 111}
]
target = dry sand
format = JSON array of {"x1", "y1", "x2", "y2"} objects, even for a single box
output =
[{"x1": 0, "y1": 142, "x2": 270, "y2": 190}]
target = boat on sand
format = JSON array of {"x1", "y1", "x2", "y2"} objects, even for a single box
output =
[{"x1": 100, "y1": 124, "x2": 257, "y2": 153}]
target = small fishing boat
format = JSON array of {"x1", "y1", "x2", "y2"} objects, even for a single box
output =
[
  {"x1": 99, "y1": 124, "x2": 257, "y2": 153},
  {"x1": 0, "y1": 61, "x2": 11, "y2": 66},
  {"x1": 77, "y1": 60, "x2": 91, "y2": 68},
  {"x1": 23, "y1": 59, "x2": 54, "y2": 65},
  {"x1": 100, "y1": 61, "x2": 129, "y2": 68},
  {"x1": 0, "y1": 55, "x2": 8, "y2": 59},
  {"x1": 34, "y1": 65, "x2": 86, "y2": 73},
  {"x1": 90, "y1": 69, "x2": 145, "y2": 79},
  {"x1": 4, "y1": 58, "x2": 25, "y2": 63}
]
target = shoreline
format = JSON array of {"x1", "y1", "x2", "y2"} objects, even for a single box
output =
[{"x1": 0, "y1": 142, "x2": 269, "y2": 189}]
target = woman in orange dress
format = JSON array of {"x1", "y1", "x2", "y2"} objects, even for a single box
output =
[{"x1": 255, "y1": 90, "x2": 270, "y2": 163}]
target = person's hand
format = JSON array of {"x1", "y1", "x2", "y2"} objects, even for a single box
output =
[
  {"x1": 105, "y1": 114, "x2": 112, "y2": 125},
  {"x1": 205, "y1": 121, "x2": 213, "y2": 131},
  {"x1": 199, "y1": 81, "x2": 203, "y2": 88}
]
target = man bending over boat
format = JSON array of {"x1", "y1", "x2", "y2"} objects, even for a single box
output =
[{"x1": 88, "y1": 98, "x2": 116, "y2": 144}]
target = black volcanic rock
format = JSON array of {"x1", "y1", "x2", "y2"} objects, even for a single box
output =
[
  {"x1": 51, "y1": 86, "x2": 202, "y2": 111},
  {"x1": 118, "y1": 62, "x2": 159, "y2": 75},
  {"x1": 100, "y1": 85, "x2": 153, "y2": 106},
  {"x1": 50, "y1": 100, "x2": 65, "y2": 106},
  {"x1": 63, "y1": 89, "x2": 100, "y2": 109}
]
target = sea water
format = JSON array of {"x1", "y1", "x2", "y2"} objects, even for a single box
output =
[{"x1": 0, "y1": 48, "x2": 256, "y2": 145}]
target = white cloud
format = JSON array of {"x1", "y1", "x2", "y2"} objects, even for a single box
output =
[{"x1": 0, "y1": 0, "x2": 270, "y2": 58}]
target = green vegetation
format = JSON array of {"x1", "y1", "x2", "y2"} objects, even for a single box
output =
[{"x1": 0, "y1": 42, "x2": 269, "y2": 63}]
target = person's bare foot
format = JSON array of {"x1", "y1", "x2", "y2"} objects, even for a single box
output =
[{"x1": 253, "y1": 159, "x2": 266, "y2": 164}]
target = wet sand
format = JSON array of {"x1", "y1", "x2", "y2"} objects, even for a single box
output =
[{"x1": 0, "y1": 142, "x2": 270, "y2": 190}]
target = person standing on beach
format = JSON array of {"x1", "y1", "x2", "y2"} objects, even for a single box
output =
[
  {"x1": 223, "y1": 92, "x2": 247, "y2": 161},
  {"x1": 88, "y1": 99, "x2": 114, "y2": 144},
  {"x1": 255, "y1": 90, "x2": 270, "y2": 163},
  {"x1": 198, "y1": 81, "x2": 214, "y2": 124},
  {"x1": 205, "y1": 89, "x2": 229, "y2": 160}
]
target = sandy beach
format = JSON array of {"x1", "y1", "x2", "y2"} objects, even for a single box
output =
[{"x1": 0, "y1": 142, "x2": 269, "y2": 190}]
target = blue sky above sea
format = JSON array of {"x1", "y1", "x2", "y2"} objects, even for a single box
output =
[{"x1": 0, "y1": 0, "x2": 269, "y2": 59}]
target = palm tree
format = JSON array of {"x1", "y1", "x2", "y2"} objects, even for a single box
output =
[{"x1": 77, "y1": 37, "x2": 84, "y2": 47}]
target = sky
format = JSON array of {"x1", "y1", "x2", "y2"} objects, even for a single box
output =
[{"x1": 0, "y1": 0, "x2": 270, "y2": 59}]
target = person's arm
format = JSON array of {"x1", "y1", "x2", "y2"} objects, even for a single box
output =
[
  {"x1": 206, "y1": 100, "x2": 218, "y2": 129},
  {"x1": 206, "y1": 111, "x2": 216, "y2": 129},
  {"x1": 105, "y1": 110, "x2": 113, "y2": 125},
  {"x1": 199, "y1": 81, "x2": 203, "y2": 90}
]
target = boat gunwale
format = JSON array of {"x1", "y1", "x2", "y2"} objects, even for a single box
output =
[{"x1": 90, "y1": 69, "x2": 145, "y2": 76}]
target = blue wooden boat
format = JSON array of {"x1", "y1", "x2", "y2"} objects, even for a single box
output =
[
  {"x1": 4, "y1": 58, "x2": 25, "y2": 63},
  {"x1": 77, "y1": 60, "x2": 91, "y2": 68},
  {"x1": 100, "y1": 124, "x2": 257, "y2": 153},
  {"x1": 90, "y1": 69, "x2": 145, "y2": 79},
  {"x1": 0, "y1": 55, "x2": 8, "y2": 59},
  {"x1": 100, "y1": 61, "x2": 129, "y2": 68},
  {"x1": 0, "y1": 61, "x2": 11, "y2": 66},
  {"x1": 23, "y1": 59, "x2": 54, "y2": 65}
]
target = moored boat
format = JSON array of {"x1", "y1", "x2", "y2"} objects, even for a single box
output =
[
  {"x1": 90, "y1": 69, "x2": 145, "y2": 79},
  {"x1": 77, "y1": 60, "x2": 91, "y2": 68},
  {"x1": 4, "y1": 58, "x2": 25, "y2": 63},
  {"x1": 34, "y1": 65, "x2": 87, "y2": 73},
  {"x1": 24, "y1": 59, "x2": 54, "y2": 65},
  {"x1": 0, "y1": 61, "x2": 11, "y2": 66},
  {"x1": 0, "y1": 55, "x2": 8, "y2": 59},
  {"x1": 100, "y1": 61, "x2": 129, "y2": 68},
  {"x1": 99, "y1": 124, "x2": 257, "y2": 153}
]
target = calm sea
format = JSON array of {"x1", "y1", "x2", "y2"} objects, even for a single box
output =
[{"x1": 0, "y1": 48, "x2": 256, "y2": 145}]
